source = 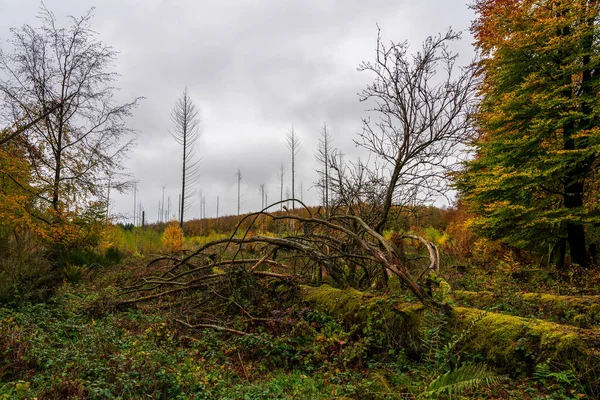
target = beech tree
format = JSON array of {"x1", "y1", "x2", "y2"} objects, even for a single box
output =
[
  {"x1": 170, "y1": 88, "x2": 201, "y2": 227},
  {"x1": 455, "y1": 0, "x2": 600, "y2": 268},
  {"x1": 0, "y1": 5, "x2": 141, "y2": 225}
]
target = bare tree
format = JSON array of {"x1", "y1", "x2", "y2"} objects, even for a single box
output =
[
  {"x1": 0, "y1": 5, "x2": 141, "y2": 221},
  {"x1": 286, "y1": 126, "x2": 301, "y2": 212},
  {"x1": 314, "y1": 122, "x2": 333, "y2": 217},
  {"x1": 278, "y1": 163, "x2": 285, "y2": 211},
  {"x1": 285, "y1": 186, "x2": 291, "y2": 209},
  {"x1": 235, "y1": 168, "x2": 243, "y2": 215},
  {"x1": 258, "y1": 183, "x2": 268, "y2": 209},
  {"x1": 357, "y1": 28, "x2": 476, "y2": 233},
  {"x1": 0, "y1": 101, "x2": 67, "y2": 147},
  {"x1": 170, "y1": 88, "x2": 201, "y2": 227}
]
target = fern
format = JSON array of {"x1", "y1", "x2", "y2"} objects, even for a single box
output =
[
  {"x1": 423, "y1": 362, "x2": 505, "y2": 399},
  {"x1": 419, "y1": 309, "x2": 447, "y2": 365},
  {"x1": 438, "y1": 311, "x2": 487, "y2": 365},
  {"x1": 534, "y1": 362, "x2": 578, "y2": 386},
  {"x1": 416, "y1": 311, "x2": 503, "y2": 398}
]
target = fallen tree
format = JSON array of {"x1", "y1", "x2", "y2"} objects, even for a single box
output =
[
  {"x1": 301, "y1": 284, "x2": 600, "y2": 396},
  {"x1": 454, "y1": 290, "x2": 600, "y2": 329},
  {"x1": 117, "y1": 203, "x2": 600, "y2": 396},
  {"x1": 118, "y1": 202, "x2": 443, "y2": 308}
]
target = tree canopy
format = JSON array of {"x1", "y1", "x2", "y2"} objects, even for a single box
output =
[{"x1": 455, "y1": 0, "x2": 600, "y2": 267}]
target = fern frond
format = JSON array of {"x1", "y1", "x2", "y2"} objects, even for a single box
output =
[
  {"x1": 440, "y1": 311, "x2": 487, "y2": 360},
  {"x1": 423, "y1": 362, "x2": 505, "y2": 399},
  {"x1": 420, "y1": 309, "x2": 447, "y2": 363}
]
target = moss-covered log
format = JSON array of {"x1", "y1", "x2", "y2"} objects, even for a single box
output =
[
  {"x1": 299, "y1": 284, "x2": 423, "y2": 351},
  {"x1": 300, "y1": 284, "x2": 600, "y2": 394},
  {"x1": 455, "y1": 290, "x2": 600, "y2": 328}
]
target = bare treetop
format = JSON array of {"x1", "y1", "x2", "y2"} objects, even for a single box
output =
[
  {"x1": 170, "y1": 88, "x2": 201, "y2": 146},
  {"x1": 356, "y1": 28, "x2": 476, "y2": 232},
  {"x1": 286, "y1": 126, "x2": 301, "y2": 212},
  {"x1": 170, "y1": 88, "x2": 201, "y2": 226}
]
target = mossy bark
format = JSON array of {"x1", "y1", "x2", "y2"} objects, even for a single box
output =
[
  {"x1": 299, "y1": 284, "x2": 426, "y2": 354},
  {"x1": 300, "y1": 284, "x2": 600, "y2": 394},
  {"x1": 455, "y1": 290, "x2": 600, "y2": 328}
]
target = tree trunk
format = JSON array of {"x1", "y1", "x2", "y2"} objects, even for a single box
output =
[{"x1": 180, "y1": 110, "x2": 187, "y2": 228}]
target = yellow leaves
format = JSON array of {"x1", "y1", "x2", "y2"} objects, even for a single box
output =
[
  {"x1": 0, "y1": 146, "x2": 37, "y2": 233},
  {"x1": 161, "y1": 221, "x2": 185, "y2": 254}
]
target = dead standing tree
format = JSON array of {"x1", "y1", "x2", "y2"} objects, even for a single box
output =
[
  {"x1": 236, "y1": 168, "x2": 243, "y2": 215},
  {"x1": 170, "y1": 88, "x2": 201, "y2": 228},
  {"x1": 286, "y1": 126, "x2": 301, "y2": 213},
  {"x1": 314, "y1": 122, "x2": 333, "y2": 217},
  {"x1": 357, "y1": 28, "x2": 476, "y2": 234}
]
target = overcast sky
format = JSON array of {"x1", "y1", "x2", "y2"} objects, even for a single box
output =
[{"x1": 1, "y1": 0, "x2": 475, "y2": 223}]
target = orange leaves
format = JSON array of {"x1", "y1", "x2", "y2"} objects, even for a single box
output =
[
  {"x1": 0, "y1": 140, "x2": 36, "y2": 232},
  {"x1": 161, "y1": 221, "x2": 184, "y2": 254}
]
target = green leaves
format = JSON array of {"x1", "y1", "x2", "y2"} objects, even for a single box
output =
[
  {"x1": 456, "y1": 0, "x2": 600, "y2": 262},
  {"x1": 424, "y1": 362, "x2": 504, "y2": 399}
]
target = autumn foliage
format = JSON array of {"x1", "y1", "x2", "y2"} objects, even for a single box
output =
[
  {"x1": 161, "y1": 221, "x2": 185, "y2": 253},
  {"x1": 455, "y1": 0, "x2": 600, "y2": 268}
]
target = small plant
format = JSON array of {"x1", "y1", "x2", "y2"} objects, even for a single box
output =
[
  {"x1": 423, "y1": 362, "x2": 503, "y2": 399},
  {"x1": 161, "y1": 221, "x2": 185, "y2": 253},
  {"x1": 62, "y1": 263, "x2": 83, "y2": 284},
  {"x1": 417, "y1": 310, "x2": 504, "y2": 398},
  {"x1": 534, "y1": 361, "x2": 583, "y2": 397}
]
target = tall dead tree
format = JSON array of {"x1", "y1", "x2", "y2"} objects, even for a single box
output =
[
  {"x1": 357, "y1": 28, "x2": 476, "y2": 233},
  {"x1": 278, "y1": 163, "x2": 285, "y2": 211},
  {"x1": 258, "y1": 184, "x2": 268, "y2": 209},
  {"x1": 315, "y1": 122, "x2": 333, "y2": 217},
  {"x1": 236, "y1": 168, "x2": 243, "y2": 215},
  {"x1": 286, "y1": 126, "x2": 301, "y2": 212},
  {"x1": 170, "y1": 88, "x2": 201, "y2": 228}
]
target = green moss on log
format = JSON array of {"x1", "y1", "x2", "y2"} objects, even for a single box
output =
[
  {"x1": 450, "y1": 307, "x2": 595, "y2": 369},
  {"x1": 299, "y1": 284, "x2": 600, "y2": 393},
  {"x1": 455, "y1": 290, "x2": 600, "y2": 328},
  {"x1": 300, "y1": 284, "x2": 424, "y2": 351}
]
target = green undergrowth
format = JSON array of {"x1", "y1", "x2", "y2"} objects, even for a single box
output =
[
  {"x1": 0, "y1": 284, "x2": 355, "y2": 399},
  {"x1": 301, "y1": 284, "x2": 599, "y2": 398},
  {"x1": 0, "y1": 281, "x2": 490, "y2": 399},
  {"x1": 1, "y1": 260, "x2": 596, "y2": 399}
]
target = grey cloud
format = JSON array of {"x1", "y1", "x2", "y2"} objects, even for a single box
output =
[{"x1": 1, "y1": 0, "x2": 475, "y2": 223}]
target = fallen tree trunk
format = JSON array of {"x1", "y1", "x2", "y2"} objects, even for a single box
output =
[
  {"x1": 454, "y1": 290, "x2": 600, "y2": 329},
  {"x1": 120, "y1": 205, "x2": 444, "y2": 308},
  {"x1": 300, "y1": 284, "x2": 600, "y2": 395}
]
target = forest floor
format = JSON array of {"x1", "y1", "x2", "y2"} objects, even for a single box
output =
[{"x1": 1, "y1": 253, "x2": 599, "y2": 399}]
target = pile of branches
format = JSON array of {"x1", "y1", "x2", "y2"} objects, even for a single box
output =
[{"x1": 118, "y1": 202, "x2": 444, "y2": 316}]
